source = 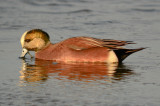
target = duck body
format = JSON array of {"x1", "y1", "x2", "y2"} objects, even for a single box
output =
[
  {"x1": 20, "y1": 29, "x2": 144, "y2": 63},
  {"x1": 35, "y1": 41, "x2": 117, "y2": 63}
]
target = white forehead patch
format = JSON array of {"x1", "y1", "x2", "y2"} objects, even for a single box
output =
[{"x1": 20, "y1": 31, "x2": 28, "y2": 48}]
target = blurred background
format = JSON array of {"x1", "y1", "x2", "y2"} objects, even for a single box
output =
[{"x1": 0, "y1": 0, "x2": 160, "y2": 105}]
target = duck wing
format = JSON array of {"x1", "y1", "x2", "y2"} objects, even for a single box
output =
[{"x1": 57, "y1": 36, "x2": 134, "y2": 50}]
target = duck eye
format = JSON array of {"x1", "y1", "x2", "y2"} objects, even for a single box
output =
[{"x1": 25, "y1": 39, "x2": 31, "y2": 42}]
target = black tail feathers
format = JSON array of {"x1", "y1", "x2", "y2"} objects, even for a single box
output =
[{"x1": 114, "y1": 48, "x2": 146, "y2": 63}]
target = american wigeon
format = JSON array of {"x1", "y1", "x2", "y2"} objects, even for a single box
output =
[{"x1": 20, "y1": 29, "x2": 145, "y2": 63}]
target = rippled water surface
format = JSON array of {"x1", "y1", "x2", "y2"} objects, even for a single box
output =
[{"x1": 0, "y1": 0, "x2": 160, "y2": 106}]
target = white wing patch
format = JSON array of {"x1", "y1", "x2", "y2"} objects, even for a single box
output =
[{"x1": 20, "y1": 31, "x2": 28, "y2": 48}]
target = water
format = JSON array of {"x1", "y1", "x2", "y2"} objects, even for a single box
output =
[{"x1": 0, "y1": 0, "x2": 160, "y2": 105}]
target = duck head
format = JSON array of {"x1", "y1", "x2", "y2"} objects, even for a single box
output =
[{"x1": 20, "y1": 29, "x2": 50, "y2": 58}]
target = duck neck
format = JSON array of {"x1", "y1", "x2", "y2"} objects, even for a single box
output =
[
  {"x1": 35, "y1": 41, "x2": 51, "y2": 53},
  {"x1": 35, "y1": 43, "x2": 56, "y2": 60}
]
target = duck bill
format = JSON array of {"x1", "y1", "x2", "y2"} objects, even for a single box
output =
[{"x1": 20, "y1": 48, "x2": 28, "y2": 58}]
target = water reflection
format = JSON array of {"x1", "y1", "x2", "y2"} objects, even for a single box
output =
[{"x1": 19, "y1": 59, "x2": 133, "y2": 84}]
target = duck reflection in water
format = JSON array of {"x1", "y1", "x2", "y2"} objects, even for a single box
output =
[{"x1": 19, "y1": 58, "x2": 133, "y2": 83}]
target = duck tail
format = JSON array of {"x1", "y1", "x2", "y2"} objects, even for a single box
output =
[{"x1": 114, "y1": 48, "x2": 146, "y2": 63}]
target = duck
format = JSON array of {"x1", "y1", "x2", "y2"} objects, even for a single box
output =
[{"x1": 20, "y1": 29, "x2": 145, "y2": 63}]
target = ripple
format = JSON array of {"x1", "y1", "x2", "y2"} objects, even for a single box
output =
[
  {"x1": 32, "y1": 98, "x2": 48, "y2": 104},
  {"x1": 84, "y1": 20, "x2": 119, "y2": 25},
  {"x1": 68, "y1": 9, "x2": 92, "y2": 13},
  {"x1": 27, "y1": 9, "x2": 92, "y2": 15},
  {"x1": 22, "y1": 0, "x2": 39, "y2": 6},
  {"x1": 59, "y1": 26, "x2": 82, "y2": 31},
  {"x1": 132, "y1": 8, "x2": 160, "y2": 12},
  {"x1": 0, "y1": 24, "x2": 24, "y2": 30},
  {"x1": 57, "y1": 0, "x2": 88, "y2": 3},
  {"x1": 140, "y1": 4, "x2": 160, "y2": 7},
  {"x1": 21, "y1": 0, "x2": 74, "y2": 7},
  {"x1": 47, "y1": 3, "x2": 73, "y2": 7}
]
